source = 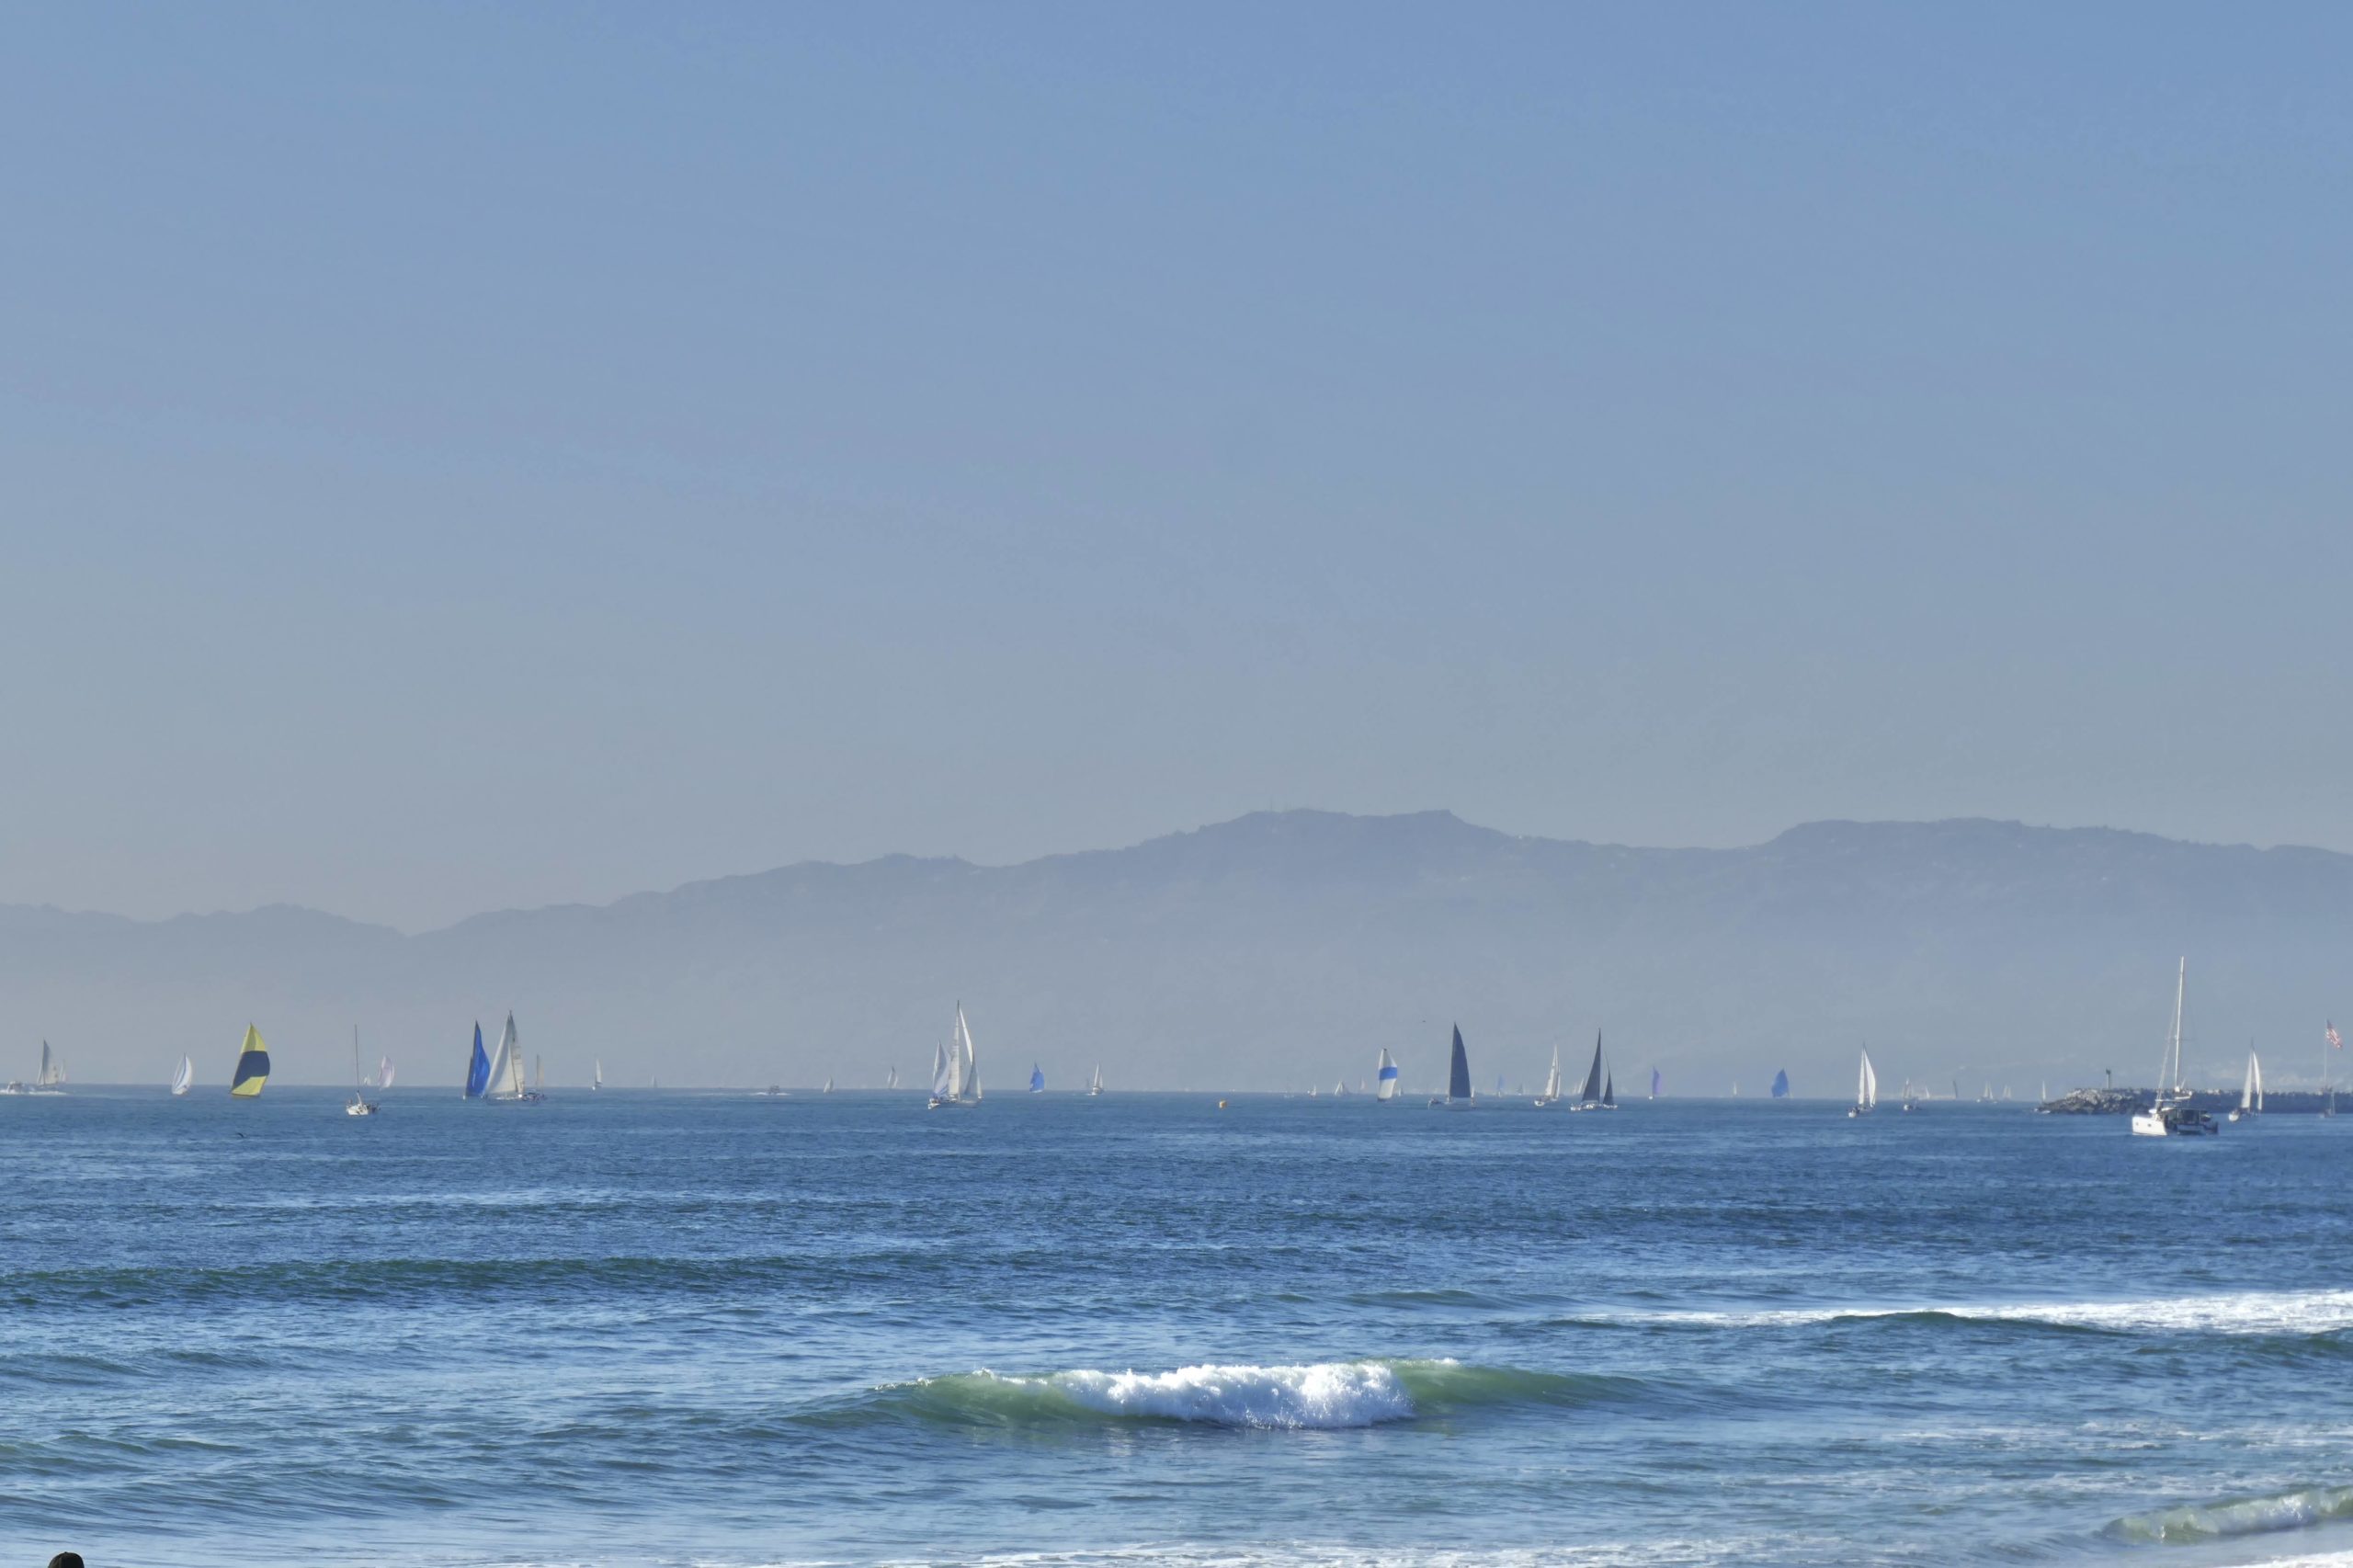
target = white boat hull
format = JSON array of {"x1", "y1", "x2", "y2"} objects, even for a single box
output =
[{"x1": 2131, "y1": 1108, "x2": 2216, "y2": 1137}]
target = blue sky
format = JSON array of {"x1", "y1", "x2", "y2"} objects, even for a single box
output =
[{"x1": 5, "y1": 4, "x2": 2350, "y2": 929}]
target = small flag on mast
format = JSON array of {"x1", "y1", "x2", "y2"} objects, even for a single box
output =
[{"x1": 2329, "y1": 1022, "x2": 2342, "y2": 1051}]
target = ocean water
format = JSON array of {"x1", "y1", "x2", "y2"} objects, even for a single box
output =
[{"x1": 6, "y1": 1089, "x2": 2353, "y2": 1568}]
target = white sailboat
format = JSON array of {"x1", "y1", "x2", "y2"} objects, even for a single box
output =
[
  {"x1": 1374, "y1": 1047, "x2": 1399, "y2": 1102},
  {"x1": 376, "y1": 1054, "x2": 395, "y2": 1090},
  {"x1": 927, "y1": 1003, "x2": 983, "y2": 1108},
  {"x1": 12, "y1": 1040, "x2": 67, "y2": 1096},
  {"x1": 2229, "y1": 1049, "x2": 2263, "y2": 1122},
  {"x1": 170, "y1": 1055, "x2": 194, "y2": 1096},
  {"x1": 1535, "y1": 1042, "x2": 1564, "y2": 1107},
  {"x1": 594, "y1": 1059, "x2": 604, "y2": 1092},
  {"x1": 2131, "y1": 959, "x2": 2216, "y2": 1137},
  {"x1": 1847, "y1": 1048, "x2": 1878, "y2": 1118},
  {"x1": 347, "y1": 1027, "x2": 379, "y2": 1117},
  {"x1": 886, "y1": 1065, "x2": 899, "y2": 1092},
  {"x1": 485, "y1": 1012, "x2": 543, "y2": 1103},
  {"x1": 1088, "y1": 1063, "x2": 1105, "y2": 1096}
]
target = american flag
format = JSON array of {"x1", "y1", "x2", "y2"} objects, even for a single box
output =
[{"x1": 2330, "y1": 1022, "x2": 2343, "y2": 1051}]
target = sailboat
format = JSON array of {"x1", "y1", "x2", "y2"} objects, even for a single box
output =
[
  {"x1": 1088, "y1": 1063, "x2": 1105, "y2": 1097},
  {"x1": 2229, "y1": 1048, "x2": 2263, "y2": 1122},
  {"x1": 1847, "y1": 1048, "x2": 1878, "y2": 1119},
  {"x1": 1535, "y1": 1043, "x2": 1564, "y2": 1106},
  {"x1": 886, "y1": 1065, "x2": 899, "y2": 1092},
  {"x1": 1432, "y1": 1024, "x2": 1474, "y2": 1108},
  {"x1": 2131, "y1": 959, "x2": 2216, "y2": 1136},
  {"x1": 1650, "y1": 1066, "x2": 1660, "y2": 1101},
  {"x1": 12, "y1": 1040, "x2": 68, "y2": 1096},
  {"x1": 347, "y1": 1027, "x2": 380, "y2": 1117},
  {"x1": 2323, "y1": 1022, "x2": 2339, "y2": 1118},
  {"x1": 376, "y1": 1054, "x2": 395, "y2": 1090},
  {"x1": 1770, "y1": 1069, "x2": 1790, "y2": 1099},
  {"x1": 485, "y1": 1013, "x2": 543, "y2": 1103},
  {"x1": 1573, "y1": 1030, "x2": 1608, "y2": 1110},
  {"x1": 1375, "y1": 1048, "x2": 1399, "y2": 1101},
  {"x1": 230, "y1": 1025, "x2": 270, "y2": 1098},
  {"x1": 1030, "y1": 1064, "x2": 1045, "y2": 1094},
  {"x1": 1336, "y1": 1077, "x2": 1349, "y2": 1097},
  {"x1": 594, "y1": 1059, "x2": 604, "y2": 1092},
  {"x1": 169, "y1": 1055, "x2": 194, "y2": 1096},
  {"x1": 927, "y1": 1003, "x2": 983, "y2": 1108}
]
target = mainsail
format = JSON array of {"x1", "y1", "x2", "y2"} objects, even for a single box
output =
[
  {"x1": 1650, "y1": 1066, "x2": 1661, "y2": 1099},
  {"x1": 1539, "y1": 1044, "x2": 1563, "y2": 1104},
  {"x1": 1089, "y1": 1062, "x2": 1105, "y2": 1096},
  {"x1": 486, "y1": 1013, "x2": 529, "y2": 1100},
  {"x1": 36, "y1": 1040, "x2": 63, "y2": 1088},
  {"x1": 1577, "y1": 1031, "x2": 1605, "y2": 1108},
  {"x1": 1448, "y1": 1025, "x2": 1472, "y2": 1104},
  {"x1": 230, "y1": 1025, "x2": 270, "y2": 1098},
  {"x1": 2242, "y1": 1051, "x2": 2263, "y2": 1113},
  {"x1": 1030, "y1": 1063, "x2": 1045, "y2": 1094},
  {"x1": 378, "y1": 1054, "x2": 395, "y2": 1090},
  {"x1": 594, "y1": 1059, "x2": 604, "y2": 1091},
  {"x1": 463, "y1": 1024, "x2": 491, "y2": 1099},
  {"x1": 1770, "y1": 1069, "x2": 1790, "y2": 1099},
  {"x1": 1857, "y1": 1049, "x2": 1878, "y2": 1111},
  {"x1": 170, "y1": 1055, "x2": 194, "y2": 1096},
  {"x1": 1375, "y1": 1048, "x2": 1399, "y2": 1100},
  {"x1": 1602, "y1": 1072, "x2": 1615, "y2": 1108}
]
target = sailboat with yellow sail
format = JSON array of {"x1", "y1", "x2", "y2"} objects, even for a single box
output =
[{"x1": 230, "y1": 1025, "x2": 270, "y2": 1098}]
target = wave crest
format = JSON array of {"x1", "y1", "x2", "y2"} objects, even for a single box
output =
[
  {"x1": 867, "y1": 1358, "x2": 1602, "y2": 1431},
  {"x1": 2107, "y1": 1484, "x2": 2353, "y2": 1543}
]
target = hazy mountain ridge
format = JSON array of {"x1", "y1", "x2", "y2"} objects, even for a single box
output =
[{"x1": 6, "y1": 812, "x2": 2351, "y2": 1094}]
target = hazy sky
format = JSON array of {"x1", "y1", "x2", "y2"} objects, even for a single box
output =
[{"x1": 5, "y1": 4, "x2": 2350, "y2": 931}]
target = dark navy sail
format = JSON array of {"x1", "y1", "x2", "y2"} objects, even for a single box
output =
[
  {"x1": 1578, "y1": 1030, "x2": 1605, "y2": 1107},
  {"x1": 1449, "y1": 1026, "x2": 1472, "y2": 1102},
  {"x1": 1770, "y1": 1069, "x2": 1790, "y2": 1099},
  {"x1": 1602, "y1": 1073, "x2": 1615, "y2": 1108},
  {"x1": 464, "y1": 1023, "x2": 491, "y2": 1099}
]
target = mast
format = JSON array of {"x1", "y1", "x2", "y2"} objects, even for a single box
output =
[{"x1": 2160, "y1": 958, "x2": 2186, "y2": 1102}]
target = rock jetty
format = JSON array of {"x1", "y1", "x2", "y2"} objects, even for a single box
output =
[{"x1": 2037, "y1": 1086, "x2": 2339, "y2": 1115}]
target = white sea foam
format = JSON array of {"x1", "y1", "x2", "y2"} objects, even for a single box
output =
[
  {"x1": 1038, "y1": 1359, "x2": 1419, "y2": 1428},
  {"x1": 1629, "y1": 1287, "x2": 2353, "y2": 1336},
  {"x1": 2108, "y1": 1484, "x2": 2353, "y2": 1544}
]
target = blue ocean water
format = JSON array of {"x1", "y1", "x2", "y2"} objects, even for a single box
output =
[{"x1": 6, "y1": 1088, "x2": 2353, "y2": 1568}]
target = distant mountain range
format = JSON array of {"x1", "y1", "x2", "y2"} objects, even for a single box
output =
[{"x1": 7, "y1": 811, "x2": 2351, "y2": 1094}]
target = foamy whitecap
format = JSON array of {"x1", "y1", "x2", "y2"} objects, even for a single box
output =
[
  {"x1": 2108, "y1": 1483, "x2": 2353, "y2": 1543},
  {"x1": 1044, "y1": 1360, "x2": 1418, "y2": 1428},
  {"x1": 1628, "y1": 1288, "x2": 2353, "y2": 1336}
]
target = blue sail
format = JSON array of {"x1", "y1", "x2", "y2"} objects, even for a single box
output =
[
  {"x1": 1377, "y1": 1057, "x2": 1400, "y2": 1087},
  {"x1": 1029, "y1": 1063, "x2": 1045, "y2": 1093},
  {"x1": 1651, "y1": 1066, "x2": 1662, "y2": 1098},
  {"x1": 1770, "y1": 1068, "x2": 1790, "y2": 1099},
  {"x1": 464, "y1": 1023, "x2": 491, "y2": 1099},
  {"x1": 1449, "y1": 1026, "x2": 1472, "y2": 1101}
]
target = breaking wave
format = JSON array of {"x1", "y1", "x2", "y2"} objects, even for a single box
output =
[
  {"x1": 2107, "y1": 1484, "x2": 2353, "y2": 1543},
  {"x1": 1618, "y1": 1287, "x2": 2353, "y2": 1337},
  {"x1": 856, "y1": 1358, "x2": 1617, "y2": 1431}
]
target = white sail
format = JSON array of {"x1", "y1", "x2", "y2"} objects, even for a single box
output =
[
  {"x1": 2241, "y1": 1051, "x2": 2261, "y2": 1112},
  {"x1": 1540, "y1": 1045, "x2": 1563, "y2": 1103},
  {"x1": 170, "y1": 1055, "x2": 194, "y2": 1096},
  {"x1": 1858, "y1": 1049, "x2": 1878, "y2": 1109},
  {"x1": 959, "y1": 1006, "x2": 982, "y2": 1100},
  {"x1": 1374, "y1": 1047, "x2": 1398, "y2": 1101},
  {"x1": 931, "y1": 1037, "x2": 953, "y2": 1100},
  {"x1": 378, "y1": 1054, "x2": 395, "y2": 1089},
  {"x1": 594, "y1": 1058, "x2": 604, "y2": 1089},
  {"x1": 2254, "y1": 1052, "x2": 2263, "y2": 1111},
  {"x1": 487, "y1": 1013, "x2": 528, "y2": 1099},
  {"x1": 1089, "y1": 1062, "x2": 1104, "y2": 1095},
  {"x1": 36, "y1": 1040, "x2": 63, "y2": 1087}
]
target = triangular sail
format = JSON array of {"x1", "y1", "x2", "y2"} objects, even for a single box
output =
[
  {"x1": 379, "y1": 1054, "x2": 395, "y2": 1090},
  {"x1": 931, "y1": 1037, "x2": 952, "y2": 1099},
  {"x1": 1602, "y1": 1072, "x2": 1615, "y2": 1108},
  {"x1": 594, "y1": 1059, "x2": 604, "y2": 1089},
  {"x1": 1448, "y1": 1026, "x2": 1472, "y2": 1102},
  {"x1": 464, "y1": 1024, "x2": 491, "y2": 1099},
  {"x1": 1650, "y1": 1066, "x2": 1661, "y2": 1099},
  {"x1": 1858, "y1": 1049, "x2": 1878, "y2": 1109},
  {"x1": 2253, "y1": 1052, "x2": 2263, "y2": 1111},
  {"x1": 1770, "y1": 1069, "x2": 1790, "y2": 1099},
  {"x1": 1030, "y1": 1063, "x2": 1045, "y2": 1093},
  {"x1": 230, "y1": 1025, "x2": 269, "y2": 1098},
  {"x1": 1090, "y1": 1063, "x2": 1104, "y2": 1094},
  {"x1": 1376, "y1": 1048, "x2": 1398, "y2": 1100},
  {"x1": 36, "y1": 1040, "x2": 62, "y2": 1087},
  {"x1": 486, "y1": 1014, "x2": 528, "y2": 1099},
  {"x1": 1541, "y1": 1045, "x2": 1563, "y2": 1102},
  {"x1": 2242, "y1": 1051, "x2": 2261, "y2": 1112},
  {"x1": 1578, "y1": 1031, "x2": 1604, "y2": 1106},
  {"x1": 170, "y1": 1055, "x2": 194, "y2": 1096},
  {"x1": 960, "y1": 1006, "x2": 982, "y2": 1101}
]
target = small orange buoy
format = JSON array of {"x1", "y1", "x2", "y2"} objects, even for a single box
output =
[{"x1": 1216, "y1": 1098, "x2": 1228, "y2": 1109}]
